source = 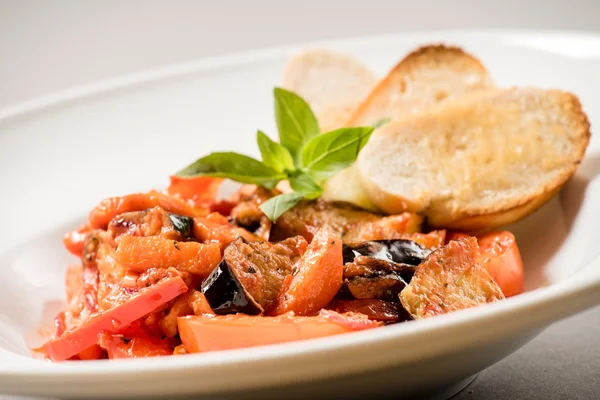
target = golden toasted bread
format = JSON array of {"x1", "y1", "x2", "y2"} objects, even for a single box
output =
[
  {"x1": 324, "y1": 45, "x2": 495, "y2": 208},
  {"x1": 357, "y1": 87, "x2": 591, "y2": 231}
]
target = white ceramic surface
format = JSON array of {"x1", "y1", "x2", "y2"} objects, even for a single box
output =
[{"x1": 1, "y1": 31, "x2": 600, "y2": 399}]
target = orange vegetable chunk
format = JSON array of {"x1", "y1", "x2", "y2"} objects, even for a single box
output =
[
  {"x1": 115, "y1": 236, "x2": 221, "y2": 277},
  {"x1": 272, "y1": 228, "x2": 343, "y2": 316},
  {"x1": 178, "y1": 310, "x2": 381, "y2": 353}
]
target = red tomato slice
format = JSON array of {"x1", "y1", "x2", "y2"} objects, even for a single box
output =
[
  {"x1": 38, "y1": 276, "x2": 188, "y2": 361},
  {"x1": 167, "y1": 176, "x2": 223, "y2": 207},
  {"x1": 178, "y1": 311, "x2": 381, "y2": 353},
  {"x1": 272, "y1": 228, "x2": 343, "y2": 316},
  {"x1": 476, "y1": 231, "x2": 524, "y2": 297}
]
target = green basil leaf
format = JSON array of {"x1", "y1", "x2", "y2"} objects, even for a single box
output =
[
  {"x1": 259, "y1": 192, "x2": 305, "y2": 221},
  {"x1": 274, "y1": 87, "x2": 320, "y2": 163},
  {"x1": 288, "y1": 170, "x2": 322, "y2": 200},
  {"x1": 372, "y1": 117, "x2": 391, "y2": 129},
  {"x1": 301, "y1": 126, "x2": 374, "y2": 182},
  {"x1": 256, "y1": 130, "x2": 295, "y2": 173},
  {"x1": 176, "y1": 152, "x2": 284, "y2": 189}
]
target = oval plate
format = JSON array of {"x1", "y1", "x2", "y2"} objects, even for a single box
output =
[{"x1": 1, "y1": 30, "x2": 600, "y2": 399}]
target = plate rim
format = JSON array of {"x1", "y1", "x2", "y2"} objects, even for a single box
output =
[{"x1": 1, "y1": 28, "x2": 600, "y2": 394}]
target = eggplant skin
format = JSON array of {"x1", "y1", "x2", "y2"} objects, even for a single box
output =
[
  {"x1": 328, "y1": 299, "x2": 412, "y2": 323},
  {"x1": 342, "y1": 239, "x2": 431, "y2": 266},
  {"x1": 201, "y1": 237, "x2": 305, "y2": 315},
  {"x1": 344, "y1": 274, "x2": 406, "y2": 301},
  {"x1": 201, "y1": 259, "x2": 263, "y2": 315},
  {"x1": 168, "y1": 213, "x2": 194, "y2": 238}
]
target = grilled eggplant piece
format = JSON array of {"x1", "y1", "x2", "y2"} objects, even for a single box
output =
[
  {"x1": 201, "y1": 258, "x2": 262, "y2": 315},
  {"x1": 340, "y1": 240, "x2": 431, "y2": 301},
  {"x1": 202, "y1": 236, "x2": 307, "y2": 315},
  {"x1": 328, "y1": 299, "x2": 411, "y2": 323},
  {"x1": 270, "y1": 199, "x2": 381, "y2": 242},
  {"x1": 342, "y1": 239, "x2": 431, "y2": 266},
  {"x1": 342, "y1": 256, "x2": 410, "y2": 301},
  {"x1": 168, "y1": 213, "x2": 194, "y2": 237},
  {"x1": 400, "y1": 237, "x2": 505, "y2": 319},
  {"x1": 345, "y1": 274, "x2": 406, "y2": 301},
  {"x1": 343, "y1": 256, "x2": 415, "y2": 279}
]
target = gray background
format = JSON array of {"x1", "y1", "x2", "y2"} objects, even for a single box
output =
[{"x1": 1, "y1": 1, "x2": 599, "y2": 399}]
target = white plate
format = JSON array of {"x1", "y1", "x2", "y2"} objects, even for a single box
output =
[{"x1": 1, "y1": 30, "x2": 600, "y2": 399}]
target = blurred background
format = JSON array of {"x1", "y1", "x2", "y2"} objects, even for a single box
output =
[{"x1": 1, "y1": 0, "x2": 599, "y2": 109}]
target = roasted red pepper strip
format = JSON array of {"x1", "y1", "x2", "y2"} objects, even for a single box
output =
[{"x1": 38, "y1": 276, "x2": 188, "y2": 361}]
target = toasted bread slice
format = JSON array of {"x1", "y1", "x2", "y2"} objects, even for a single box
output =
[
  {"x1": 346, "y1": 44, "x2": 495, "y2": 127},
  {"x1": 400, "y1": 237, "x2": 504, "y2": 319},
  {"x1": 357, "y1": 87, "x2": 591, "y2": 231},
  {"x1": 281, "y1": 49, "x2": 377, "y2": 132},
  {"x1": 324, "y1": 45, "x2": 495, "y2": 208}
]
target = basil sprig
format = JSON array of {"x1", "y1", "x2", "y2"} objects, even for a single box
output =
[{"x1": 176, "y1": 88, "x2": 375, "y2": 221}]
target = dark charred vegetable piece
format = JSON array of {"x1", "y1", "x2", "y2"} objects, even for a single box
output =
[
  {"x1": 327, "y1": 299, "x2": 411, "y2": 323},
  {"x1": 343, "y1": 256, "x2": 416, "y2": 280},
  {"x1": 168, "y1": 213, "x2": 194, "y2": 237},
  {"x1": 342, "y1": 240, "x2": 431, "y2": 266},
  {"x1": 345, "y1": 274, "x2": 407, "y2": 301},
  {"x1": 201, "y1": 236, "x2": 307, "y2": 315},
  {"x1": 270, "y1": 198, "x2": 381, "y2": 242},
  {"x1": 342, "y1": 255, "x2": 413, "y2": 301},
  {"x1": 201, "y1": 258, "x2": 263, "y2": 315}
]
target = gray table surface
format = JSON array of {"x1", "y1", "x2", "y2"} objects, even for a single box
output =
[{"x1": 2, "y1": 1, "x2": 600, "y2": 399}]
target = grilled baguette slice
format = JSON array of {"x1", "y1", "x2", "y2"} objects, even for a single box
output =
[
  {"x1": 357, "y1": 87, "x2": 591, "y2": 231},
  {"x1": 325, "y1": 45, "x2": 495, "y2": 208},
  {"x1": 281, "y1": 49, "x2": 377, "y2": 132},
  {"x1": 345, "y1": 44, "x2": 494, "y2": 127}
]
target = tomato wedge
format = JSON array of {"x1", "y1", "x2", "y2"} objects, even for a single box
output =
[
  {"x1": 38, "y1": 276, "x2": 187, "y2": 361},
  {"x1": 63, "y1": 224, "x2": 91, "y2": 257},
  {"x1": 177, "y1": 310, "x2": 381, "y2": 353},
  {"x1": 272, "y1": 228, "x2": 343, "y2": 316},
  {"x1": 477, "y1": 231, "x2": 524, "y2": 297},
  {"x1": 167, "y1": 176, "x2": 223, "y2": 207},
  {"x1": 445, "y1": 231, "x2": 524, "y2": 297}
]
